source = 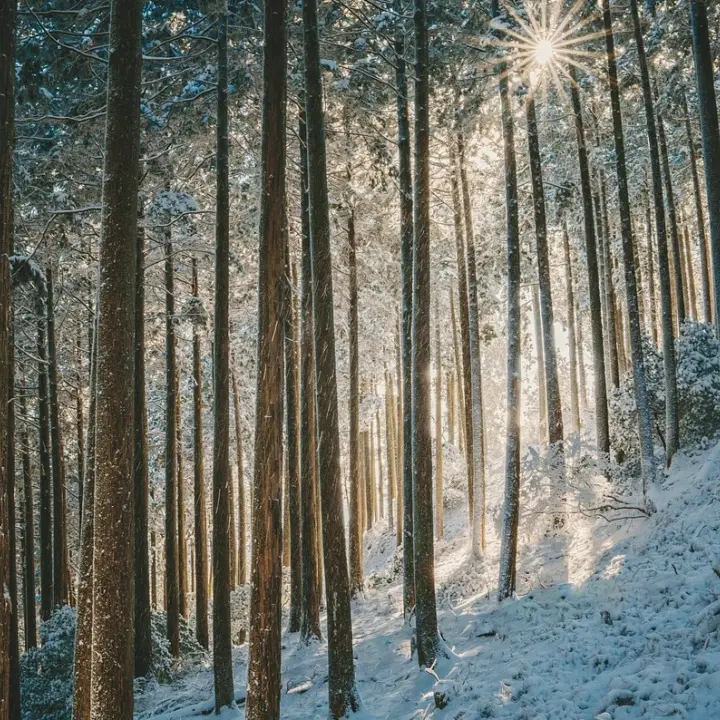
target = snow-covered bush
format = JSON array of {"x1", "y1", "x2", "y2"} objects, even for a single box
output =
[
  {"x1": 230, "y1": 583, "x2": 251, "y2": 644},
  {"x1": 149, "y1": 611, "x2": 208, "y2": 682},
  {"x1": 609, "y1": 322, "x2": 720, "y2": 460},
  {"x1": 20, "y1": 606, "x2": 75, "y2": 720}
]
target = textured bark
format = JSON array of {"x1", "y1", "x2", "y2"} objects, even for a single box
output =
[
  {"x1": 298, "y1": 99, "x2": 322, "y2": 644},
  {"x1": 627, "y1": 0, "x2": 677, "y2": 469},
  {"x1": 164, "y1": 238, "x2": 180, "y2": 657},
  {"x1": 683, "y1": 221, "x2": 699, "y2": 319},
  {"x1": 457, "y1": 132, "x2": 487, "y2": 555},
  {"x1": 303, "y1": 0, "x2": 359, "y2": 711},
  {"x1": 0, "y1": 3, "x2": 15, "y2": 711},
  {"x1": 46, "y1": 268, "x2": 68, "y2": 608},
  {"x1": 532, "y1": 287, "x2": 547, "y2": 439},
  {"x1": 75, "y1": 330, "x2": 85, "y2": 530},
  {"x1": 192, "y1": 260, "x2": 209, "y2": 650},
  {"x1": 285, "y1": 220, "x2": 301, "y2": 633},
  {"x1": 412, "y1": 0, "x2": 445, "y2": 668},
  {"x1": 605, "y1": 0, "x2": 657, "y2": 489},
  {"x1": 231, "y1": 366, "x2": 246, "y2": 590},
  {"x1": 384, "y1": 362, "x2": 397, "y2": 535},
  {"x1": 246, "y1": 2, "x2": 286, "y2": 713},
  {"x1": 176, "y1": 373, "x2": 188, "y2": 617},
  {"x1": 89, "y1": 0, "x2": 142, "y2": 712},
  {"x1": 644, "y1": 189, "x2": 660, "y2": 344},
  {"x1": 394, "y1": 0, "x2": 415, "y2": 619},
  {"x1": 434, "y1": 301, "x2": 444, "y2": 540},
  {"x1": 494, "y1": 0, "x2": 522, "y2": 602},
  {"x1": 375, "y1": 384, "x2": 384, "y2": 520},
  {"x1": 212, "y1": 9, "x2": 234, "y2": 711},
  {"x1": 134, "y1": 209, "x2": 151, "y2": 678},
  {"x1": 348, "y1": 209, "x2": 363, "y2": 595},
  {"x1": 525, "y1": 97, "x2": 564, "y2": 451},
  {"x1": 689, "y1": 0, "x2": 720, "y2": 332},
  {"x1": 449, "y1": 147, "x2": 474, "y2": 523},
  {"x1": 569, "y1": 70, "x2": 609, "y2": 454},
  {"x1": 449, "y1": 291, "x2": 464, "y2": 452},
  {"x1": 394, "y1": 321, "x2": 403, "y2": 548},
  {"x1": 19, "y1": 386, "x2": 36, "y2": 650},
  {"x1": 563, "y1": 225, "x2": 581, "y2": 435},
  {"x1": 684, "y1": 94, "x2": 712, "y2": 324},
  {"x1": 598, "y1": 182, "x2": 620, "y2": 389},
  {"x1": 72, "y1": 328, "x2": 97, "y2": 720},
  {"x1": 37, "y1": 320, "x2": 52, "y2": 621}
]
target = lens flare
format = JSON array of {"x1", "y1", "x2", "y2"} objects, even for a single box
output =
[{"x1": 534, "y1": 38, "x2": 554, "y2": 65}]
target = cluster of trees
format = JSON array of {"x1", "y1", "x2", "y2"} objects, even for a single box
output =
[{"x1": 3, "y1": 0, "x2": 720, "y2": 718}]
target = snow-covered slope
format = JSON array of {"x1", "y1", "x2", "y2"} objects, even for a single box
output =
[{"x1": 137, "y1": 442, "x2": 720, "y2": 719}]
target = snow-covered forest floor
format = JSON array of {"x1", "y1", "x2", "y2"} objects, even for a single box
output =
[{"x1": 135, "y1": 442, "x2": 720, "y2": 719}]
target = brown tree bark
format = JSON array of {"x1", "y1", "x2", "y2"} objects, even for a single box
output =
[
  {"x1": 563, "y1": 224, "x2": 581, "y2": 433},
  {"x1": 37, "y1": 319, "x2": 52, "y2": 622},
  {"x1": 19, "y1": 383, "x2": 36, "y2": 650}
]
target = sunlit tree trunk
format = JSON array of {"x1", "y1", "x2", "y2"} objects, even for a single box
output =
[
  {"x1": 384, "y1": 361, "x2": 397, "y2": 535},
  {"x1": 89, "y1": 0, "x2": 142, "y2": 710},
  {"x1": 563, "y1": 224, "x2": 581, "y2": 434},
  {"x1": 176, "y1": 372, "x2": 188, "y2": 618},
  {"x1": 37, "y1": 318, "x2": 52, "y2": 622},
  {"x1": 644, "y1": 188, "x2": 660, "y2": 344},
  {"x1": 434, "y1": 300, "x2": 444, "y2": 540},
  {"x1": 231, "y1": 366, "x2": 246, "y2": 590}
]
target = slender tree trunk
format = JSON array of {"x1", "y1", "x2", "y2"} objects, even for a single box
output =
[
  {"x1": 46, "y1": 268, "x2": 68, "y2": 608},
  {"x1": 532, "y1": 287, "x2": 547, "y2": 440},
  {"x1": 192, "y1": 259, "x2": 209, "y2": 650},
  {"x1": 134, "y1": 207, "x2": 151, "y2": 678},
  {"x1": 449, "y1": 147, "x2": 474, "y2": 524},
  {"x1": 684, "y1": 221, "x2": 699, "y2": 319},
  {"x1": 375, "y1": 386, "x2": 384, "y2": 520},
  {"x1": 246, "y1": 1, "x2": 286, "y2": 712},
  {"x1": 494, "y1": 0, "x2": 523, "y2": 602},
  {"x1": 394, "y1": 0, "x2": 415, "y2": 619},
  {"x1": 348, "y1": 209, "x2": 363, "y2": 595},
  {"x1": 449, "y1": 291, "x2": 464, "y2": 452},
  {"x1": 176, "y1": 373, "x2": 188, "y2": 617},
  {"x1": 657, "y1": 103, "x2": 686, "y2": 324},
  {"x1": 0, "y1": 2, "x2": 15, "y2": 710},
  {"x1": 563, "y1": 224, "x2": 581, "y2": 434},
  {"x1": 526, "y1": 96, "x2": 564, "y2": 450},
  {"x1": 684, "y1": 93, "x2": 712, "y2": 324},
  {"x1": 37, "y1": 319, "x2": 52, "y2": 621},
  {"x1": 384, "y1": 362, "x2": 397, "y2": 535},
  {"x1": 285, "y1": 216, "x2": 302, "y2": 634},
  {"x1": 20, "y1": 386, "x2": 36, "y2": 650},
  {"x1": 569, "y1": 69, "x2": 609, "y2": 454},
  {"x1": 606, "y1": 0, "x2": 657, "y2": 488},
  {"x1": 212, "y1": 8, "x2": 234, "y2": 711},
  {"x1": 457, "y1": 132, "x2": 487, "y2": 555},
  {"x1": 644, "y1": 189, "x2": 660, "y2": 344},
  {"x1": 164, "y1": 237, "x2": 180, "y2": 657},
  {"x1": 434, "y1": 301, "x2": 444, "y2": 540},
  {"x1": 369, "y1": 419, "x2": 377, "y2": 523},
  {"x1": 303, "y1": 0, "x2": 359, "y2": 711},
  {"x1": 689, "y1": 0, "x2": 720, "y2": 332},
  {"x1": 298, "y1": 98, "x2": 322, "y2": 644},
  {"x1": 412, "y1": 0, "x2": 445, "y2": 667},
  {"x1": 231, "y1": 367, "x2": 246, "y2": 589},
  {"x1": 394, "y1": 317, "x2": 403, "y2": 547},
  {"x1": 75, "y1": 331, "x2": 85, "y2": 532},
  {"x1": 628, "y1": 0, "x2": 678, "y2": 468},
  {"x1": 89, "y1": 0, "x2": 142, "y2": 711},
  {"x1": 72, "y1": 321, "x2": 97, "y2": 720}
]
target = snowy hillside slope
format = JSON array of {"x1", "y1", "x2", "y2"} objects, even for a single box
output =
[{"x1": 137, "y1": 442, "x2": 720, "y2": 719}]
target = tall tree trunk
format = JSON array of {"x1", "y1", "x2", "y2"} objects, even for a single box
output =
[
  {"x1": 0, "y1": 0, "x2": 15, "y2": 709},
  {"x1": 46, "y1": 268, "x2": 68, "y2": 608},
  {"x1": 494, "y1": 0, "x2": 523, "y2": 602},
  {"x1": 134, "y1": 207, "x2": 151, "y2": 678},
  {"x1": 434, "y1": 300, "x2": 444, "y2": 540},
  {"x1": 192, "y1": 259, "x2": 209, "y2": 650},
  {"x1": 72, "y1": 318, "x2": 97, "y2": 720},
  {"x1": 19, "y1": 385, "x2": 36, "y2": 650},
  {"x1": 298, "y1": 99, "x2": 322, "y2": 643},
  {"x1": 37, "y1": 319, "x2": 52, "y2": 621},
  {"x1": 684, "y1": 93, "x2": 712, "y2": 323},
  {"x1": 563, "y1": 224, "x2": 581, "y2": 434},
  {"x1": 375, "y1": 386, "x2": 384, "y2": 520},
  {"x1": 449, "y1": 291, "x2": 464, "y2": 452},
  {"x1": 412, "y1": 0, "x2": 445, "y2": 667},
  {"x1": 394, "y1": 0, "x2": 415, "y2": 619},
  {"x1": 384, "y1": 362, "x2": 397, "y2": 535},
  {"x1": 231, "y1": 366, "x2": 246, "y2": 589},
  {"x1": 526, "y1": 96, "x2": 564, "y2": 451},
  {"x1": 176, "y1": 372, "x2": 188, "y2": 617},
  {"x1": 457, "y1": 132, "x2": 487, "y2": 555},
  {"x1": 212, "y1": 8, "x2": 234, "y2": 711},
  {"x1": 606, "y1": 0, "x2": 657, "y2": 489},
  {"x1": 644, "y1": 188, "x2": 660, "y2": 344},
  {"x1": 598, "y1": 192, "x2": 621, "y2": 389},
  {"x1": 303, "y1": 0, "x2": 359, "y2": 711},
  {"x1": 75, "y1": 331, "x2": 85, "y2": 531},
  {"x1": 656, "y1": 102, "x2": 686, "y2": 324},
  {"x1": 569, "y1": 70, "x2": 609, "y2": 454},
  {"x1": 348, "y1": 209, "x2": 363, "y2": 595},
  {"x1": 689, "y1": 0, "x2": 720, "y2": 331},
  {"x1": 449, "y1": 147, "x2": 474, "y2": 524},
  {"x1": 684, "y1": 220, "x2": 699, "y2": 319},
  {"x1": 285, "y1": 217, "x2": 301, "y2": 633},
  {"x1": 89, "y1": 0, "x2": 142, "y2": 711},
  {"x1": 532, "y1": 287, "x2": 547, "y2": 440},
  {"x1": 246, "y1": 0, "x2": 286, "y2": 711},
  {"x1": 628, "y1": 0, "x2": 677, "y2": 470},
  {"x1": 164, "y1": 237, "x2": 180, "y2": 657}
]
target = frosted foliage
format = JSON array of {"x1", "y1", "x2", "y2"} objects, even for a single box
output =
[{"x1": 610, "y1": 322, "x2": 720, "y2": 460}]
